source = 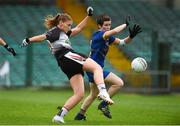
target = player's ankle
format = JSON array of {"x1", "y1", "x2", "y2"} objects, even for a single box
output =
[
  {"x1": 97, "y1": 83, "x2": 107, "y2": 92},
  {"x1": 79, "y1": 108, "x2": 86, "y2": 115},
  {"x1": 57, "y1": 107, "x2": 68, "y2": 117}
]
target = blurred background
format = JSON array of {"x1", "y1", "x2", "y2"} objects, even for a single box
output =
[{"x1": 0, "y1": 0, "x2": 180, "y2": 93}]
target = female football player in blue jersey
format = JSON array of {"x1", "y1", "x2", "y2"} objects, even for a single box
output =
[
  {"x1": 75, "y1": 14, "x2": 142, "y2": 120},
  {"x1": 21, "y1": 7, "x2": 114, "y2": 123},
  {"x1": 0, "y1": 37, "x2": 16, "y2": 56}
]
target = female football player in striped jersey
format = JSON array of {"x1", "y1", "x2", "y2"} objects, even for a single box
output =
[
  {"x1": 0, "y1": 37, "x2": 16, "y2": 56},
  {"x1": 75, "y1": 14, "x2": 141, "y2": 120},
  {"x1": 21, "y1": 7, "x2": 113, "y2": 123}
]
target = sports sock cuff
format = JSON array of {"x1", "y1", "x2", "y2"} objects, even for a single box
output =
[
  {"x1": 62, "y1": 107, "x2": 68, "y2": 113},
  {"x1": 97, "y1": 84, "x2": 106, "y2": 91},
  {"x1": 79, "y1": 108, "x2": 86, "y2": 115},
  {"x1": 63, "y1": 106, "x2": 69, "y2": 111},
  {"x1": 80, "y1": 108, "x2": 86, "y2": 112},
  {"x1": 58, "y1": 107, "x2": 68, "y2": 117}
]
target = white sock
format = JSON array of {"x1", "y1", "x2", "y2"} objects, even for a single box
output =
[
  {"x1": 58, "y1": 107, "x2": 68, "y2": 117},
  {"x1": 97, "y1": 83, "x2": 107, "y2": 92}
]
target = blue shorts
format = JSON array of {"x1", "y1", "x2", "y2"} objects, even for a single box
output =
[{"x1": 86, "y1": 70, "x2": 110, "y2": 83}]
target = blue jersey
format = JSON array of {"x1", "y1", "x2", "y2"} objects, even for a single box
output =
[{"x1": 89, "y1": 31, "x2": 115, "y2": 68}]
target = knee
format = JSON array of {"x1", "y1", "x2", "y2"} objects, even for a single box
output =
[
  {"x1": 115, "y1": 79, "x2": 124, "y2": 89},
  {"x1": 120, "y1": 79, "x2": 124, "y2": 87},
  {"x1": 76, "y1": 91, "x2": 84, "y2": 100}
]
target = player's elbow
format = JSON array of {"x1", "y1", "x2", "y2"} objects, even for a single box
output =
[{"x1": 71, "y1": 27, "x2": 82, "y2": 36}]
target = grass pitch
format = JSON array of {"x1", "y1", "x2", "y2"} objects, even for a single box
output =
[{"x1": 0, "y1": 88, "x2": 180, "y2": 125}]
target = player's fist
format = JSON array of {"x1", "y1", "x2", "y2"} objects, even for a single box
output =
[
  {"x1": 21, "y1": 38, "x2": 29, "y2": 47},
  {"x1": 129, "y1": 24, "x2": 142, "y2": 39},
  {"x1": 87, "y1": 6, "x2": 93, "y2": 16}
]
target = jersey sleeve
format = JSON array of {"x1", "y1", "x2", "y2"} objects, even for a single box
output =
[
  {"x1": 66, "y1": 30, "x2": 72, "y2": 37},
  {"x1": 45, "y1": 27, "x2": 61, "y2": 42},
  {"x1": 100, "y1": 31, "x2": 115, "y2": 44},
  {"x1": 99, "y1": 31, "x2": 106, "y2": 40},
  {"x1": 109, "y1": 36, "x2": 115, "y2": 44}
]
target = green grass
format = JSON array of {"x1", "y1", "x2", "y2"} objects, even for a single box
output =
[{"x1": 0, "y1": 88, "x2": 180, "y2": 125}]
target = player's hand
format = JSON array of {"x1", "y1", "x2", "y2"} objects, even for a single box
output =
[
  {"x1": 125, "y1": 15, "x2": 131, "y2": 27},
  {"x1": 87, "y1": 6, "x2": 93, "y2": 16},
  {"x1": 7, "y1": 47, "x2": 16, "y2": 56},
  {"x1": 4, "y1": 44, "x2": 16, "y2": 56},
  {"x1": 21, "y1": 38, "x2": 29, "y2": 47},
  {"x1": 129, "y1": 24, "x2": 142, "y2": 39}
]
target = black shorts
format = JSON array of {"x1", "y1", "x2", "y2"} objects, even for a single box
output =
[{"x1": 55, "y1": 49, "x2": 88, "y2": 80}]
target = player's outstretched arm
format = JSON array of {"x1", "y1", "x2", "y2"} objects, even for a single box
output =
[
  {"x1": 21, "y1": 34, "x2": 46, "y2": 47},
  {"x1": 103, "y1": 16, "x2": 130, "y2": 40},
  {"x1": 0, "y1": 37, "x2": 16, "y2": 56},
  {"x1": 113, "y1": 24, "x2": 142, "y2": 46},
  {"x1": 103, "y1": 24, "x2": 127, "y2": 40},
  {"x1": 71, "y1": 6, "x2": 93, "y2": 36}
]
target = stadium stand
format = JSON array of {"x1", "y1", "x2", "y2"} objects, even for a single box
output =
[
  {"x1": 84, "y1": 0, "x2": 180, "y2": 63},
  {"x1": 65, "y1": 0, "x2": 179, "y2": 90},
  {"x1": 0, "y1": 1, "x2": 179, "y2": 90},
  {"x1": 0, "y1": 5, "x2": 90, "y2": 86}
]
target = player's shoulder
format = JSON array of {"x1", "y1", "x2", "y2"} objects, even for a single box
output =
[
  {"x1": 48, "y1": 26, "x2": 61, "y2": 33},
  {"x1": 46, "y1": 26, "x2": 62, "y2": 37},
  {"x1": 93, "y1": 30, "x2": 105, "y2": 37}
]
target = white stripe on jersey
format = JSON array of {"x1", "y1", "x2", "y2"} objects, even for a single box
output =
[
  {"x1": 64, "y1": 52, "x2": 86, "y2": 65},
  {"x1": 48, "y1": 32, "x2": 72, "y2": 54}
]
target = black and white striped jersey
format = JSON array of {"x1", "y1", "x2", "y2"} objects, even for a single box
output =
[{"x1": 45, "y1": 26, "x2": 72, "y2": 54}]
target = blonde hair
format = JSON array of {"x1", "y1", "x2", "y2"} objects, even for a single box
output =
[{"x1": 44, "y1": 13, "x2": 72, "y2": 29}]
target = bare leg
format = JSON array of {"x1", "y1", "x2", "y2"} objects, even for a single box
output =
[
  {"x1": 80, "y1": 72, "x2": 124, "y2": 113},
  {"x1": 105, "y1": 72, "x2": 124, "y2": 97},
  {"x1": 53, "y1": 74, "x2": 85, "y2": 123},
  {"x1": 82, "y1": 58, "x2": 113, "y2": 104},
  {"x1": 94, "y1": 72, "x2": 124, "y2": 119},
  {"x1": 64, "y1": 74, "x2": 85, "y2": 110},
  {"x1": 81, "y1": 83, "x2": 98, "y2": 112},
  {"x1": 83, "y1": 58, "x2": 103, "y2": 85}
]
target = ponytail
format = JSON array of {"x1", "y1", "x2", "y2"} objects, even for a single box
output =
[{"x1": 44, "y1": 13, "x2": 72, "y2": 29}]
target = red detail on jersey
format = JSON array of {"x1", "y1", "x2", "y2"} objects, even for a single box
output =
[{"x1": 69, "y1": 54, "x2": 86, "y2": 61}]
